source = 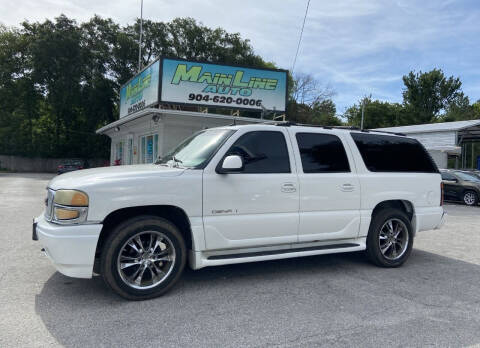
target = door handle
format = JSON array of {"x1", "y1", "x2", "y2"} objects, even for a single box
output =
[
  {"x1": 281, "y1": 182, "x2": 297, "y2": 193},
  {"x1": 340, "y1": 183, "x2": 355, "y2": 192}
]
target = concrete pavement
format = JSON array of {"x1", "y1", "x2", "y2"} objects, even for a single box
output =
[{"x1": 0, "y1": 173, "x2": 479, "y2": 347}]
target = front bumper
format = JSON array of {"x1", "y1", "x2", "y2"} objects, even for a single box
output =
[{"x1": 33, "y1": 214, "x2": 102, "y2": 278}]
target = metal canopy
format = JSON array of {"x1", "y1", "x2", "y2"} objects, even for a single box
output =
[
  {"x1": 375, "y1": 119, "x2": 480, "y2": 134},
  {"x1": 458, "y1": 124, "x2": 480, "y2": 142}
]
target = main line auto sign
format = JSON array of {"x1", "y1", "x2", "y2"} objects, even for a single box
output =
[
  {"x1": 119, "y1": 60, "x2": 160, "y2": 118},
  {"x1": 160, "y1": 58, "x2": 287, "y2": 111}
]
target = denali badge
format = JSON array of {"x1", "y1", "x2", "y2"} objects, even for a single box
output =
[{"x1": 212, "y1": 209, "x2": 236, "y2": 214}]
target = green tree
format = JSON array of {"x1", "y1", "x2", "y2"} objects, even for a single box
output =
[
  {"x1": 442, "y1": 96, "x2": 476, "y2": 121},
  {"x1": 473, "y1": 100, "x2": 480, "y2": 117},
  {"x1": 127, "y1": 17, "x2": 269, "y2": 71},
  {"x1": 0, "y1": 15, "x2": 281, "y2": 160},
  {"x1": 402, "y1": 69, "x2": 464, "y2": 123},
  {"x1": 344, "y1": 97, "x2": 407, "y2": 129},
  {"x1": 310, "y1": 99, "x2": 342, "y2": 126},
  {"x1": 22, "y1": 15, "x2": 86, "y2": 157}
]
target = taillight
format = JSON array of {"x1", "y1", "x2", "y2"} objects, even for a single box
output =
[
  {"x1": 440, "y1": 182, "x2": 444, "y2": 206},
  {"x1": 58, "y1": 165, "x2": 63, "y2": 169}
]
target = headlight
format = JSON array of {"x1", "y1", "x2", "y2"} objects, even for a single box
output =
[
  {"x1": 49, "y1": 189, "x2": 89, "y2": 224},
  {"x1": 54, "y1": 190, "x2": 89, "y2": 206}
]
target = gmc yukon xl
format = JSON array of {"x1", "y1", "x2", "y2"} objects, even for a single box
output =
[{"x1": 33, "y1": 123, "x2": 445, "y2": 300}]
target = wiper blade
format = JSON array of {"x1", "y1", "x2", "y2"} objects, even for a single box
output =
[{"x1": 172, "y1": 155, "x2": 183, "y2": 164}]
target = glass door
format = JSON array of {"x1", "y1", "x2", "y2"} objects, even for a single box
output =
[
  {"x1": 146, "y1": 135, "x2": 153, "y2": 163},
  {"x1": 140, "y1": 134, "x2": 158, "y2": 163}
]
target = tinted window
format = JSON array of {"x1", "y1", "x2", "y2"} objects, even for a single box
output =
[
  {"x1": 351, "y1": 132, "x2": 438, "y2": 173},
  {"x1": 225, "y1": 131, "x2": 290, "y2": 173},
  {"x1": 455, "y1": 172, "x2": 480, "y2": 182},
  {"x1": 441, "y1": 172, "x2": 457, "y2": 181},
  {"x1": 296, "y1": 133, "x2": 350, "y2": 173}
]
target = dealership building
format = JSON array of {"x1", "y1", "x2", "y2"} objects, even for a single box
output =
[{"x1": 97, "y1": 57, "x2": 287, "y2": 165}]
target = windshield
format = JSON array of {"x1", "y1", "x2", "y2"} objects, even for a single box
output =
[
  {"x1": 156, "y1": 129, "x2": 235, "y2": 168},
  {"x1": 456, "y1": 172, "x2": 480, "y2": 183}
]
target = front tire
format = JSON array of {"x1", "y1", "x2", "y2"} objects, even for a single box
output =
[
  {"x1": 100, "y1": 216, "x2": 186, "y2": 300},
  {"x1": 366, "y1": 208, "x2": 413, "y2": 267},
  {"x1": 463, "y1": 191, "x2": 478, "y2": 206}
]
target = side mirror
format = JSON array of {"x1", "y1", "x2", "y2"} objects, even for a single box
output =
[{"x1": 217, "y1": 155, "x2": 243, "y2": 174}]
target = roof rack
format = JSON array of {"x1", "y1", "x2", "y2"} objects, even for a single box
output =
[
  {"x1": 274, "y1": 121, "x2": 360, "y2": 130},
  {"x1": 274, "y1": 121, "x2": 406, "y2": 136},
  {"x1": 359, "y1": 129, "x2": 406, "y2": 136}
]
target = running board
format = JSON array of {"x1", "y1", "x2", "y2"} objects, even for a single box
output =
[{"x1": 207, "y1": 243, "x2": 360, "y2": 260}]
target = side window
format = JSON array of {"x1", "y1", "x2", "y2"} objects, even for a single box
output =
[
  {"x1": 296, "y1": 133, "x2": 350, "y2": 173},
  {"x1": 351, "y1": 132, "x2": 439, "y2": 173},
  {"x1": 441, "y1": 172, "x2": 456, "y2": 181},
  {"x1": 224, "y1": 131, "x2": 290, "y2": 173}
]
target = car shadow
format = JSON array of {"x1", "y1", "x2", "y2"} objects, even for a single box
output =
[{"x1": 35, "y1": 249, "x2": 480, "y2": 347}]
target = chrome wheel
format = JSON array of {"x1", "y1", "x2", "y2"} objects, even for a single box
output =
[
  {"x1": 117, "y1": 231, "x2": 176, "y2": 290},
  {"x1": 378, "y1": 218, "x2": 409, "y2": 261},
  {"x1": 464, "y1": 192, "x2": 476, "y2": 205}
]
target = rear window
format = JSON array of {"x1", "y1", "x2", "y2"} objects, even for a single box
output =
[{"x1": 350, "y1": 132, "x2": 438, "y2": 173}]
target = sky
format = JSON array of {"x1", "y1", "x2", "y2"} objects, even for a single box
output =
[{"x1": 1, "y1": 0, "x2": 479, "y2": 113}]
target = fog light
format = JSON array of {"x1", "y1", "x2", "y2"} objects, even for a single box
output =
[{"x1": 54, "y1": 208, "x2": 80, "y2": 220}]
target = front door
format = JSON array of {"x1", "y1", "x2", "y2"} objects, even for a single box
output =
[
  {"x1": 202, "y1": 129, "x2": 299, "y2": 250},
  {"x1": 441, "y1": 172, "x2": 462, "y2": 201},
  {"x1": 291, "y1": 130, "x2": 361, "y2": 242}
]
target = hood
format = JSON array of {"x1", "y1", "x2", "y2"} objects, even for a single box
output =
[{"x1": 48, "y1": 164, "x2": 185, "y2": 190}]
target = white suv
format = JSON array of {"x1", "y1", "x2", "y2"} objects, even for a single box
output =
[{"x1": 33, "y1": 123, "x2": 445, "y2": 300}]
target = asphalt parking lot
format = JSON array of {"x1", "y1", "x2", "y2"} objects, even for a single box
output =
[{"x1": 1, "y1": 173, "x2": 480, "y2": 348}]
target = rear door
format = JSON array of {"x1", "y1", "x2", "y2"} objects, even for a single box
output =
[
  {"x1": 441, "y1": 172, "x2": 462, "y2": 200},
  {"x1": 290, "y1": 129, "x2": 361, "y2": 242}
]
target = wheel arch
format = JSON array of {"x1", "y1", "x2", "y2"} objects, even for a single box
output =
[
  {"x1": 371, "y1": 199, "x2": 415, "y2": 224},
  {"x1": 462, "y1": 187, "x2": 480, "y2": 196},
  {"x1": 95, "y1": 205, "x2": 194, "y2": 263}
]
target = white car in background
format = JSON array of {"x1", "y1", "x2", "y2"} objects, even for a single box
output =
[{"x1": 33, "y1": 123, "x2": 445, "y2": 300}]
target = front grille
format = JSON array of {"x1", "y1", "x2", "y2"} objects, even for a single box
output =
[{"x1": 44, "y1": 189, "x2": 55, "y2": 221}]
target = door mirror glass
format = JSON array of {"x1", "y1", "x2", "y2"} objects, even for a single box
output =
[{"x1": 219, "y1": 155, "x2": 243, "y2": 173}]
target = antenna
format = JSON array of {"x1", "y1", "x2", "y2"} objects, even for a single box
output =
[
  {"x1": 361, "y1": 99, "x2": 365, "y2": 130},
  {"x1": 138, "y1": 0, "x2": 144, "y2": 73}
]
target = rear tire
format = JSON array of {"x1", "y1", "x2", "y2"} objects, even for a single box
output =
[
  {"x1": 366, "y1": 208, "x2": 413, "y2": 267},
  {"x1": 100, "y1": 215, "x2": 186, "y2": 300},
  {"x1": 463, "y1": 191, "x2": 478, "y2": 206}
]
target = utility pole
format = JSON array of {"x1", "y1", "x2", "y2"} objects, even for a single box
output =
[
  {"x1": 360, "y1": 99, "x2": 365, "y2": 130},
  {"x1": 138, "y1": 0, "x2": 144, "y2": 73}
]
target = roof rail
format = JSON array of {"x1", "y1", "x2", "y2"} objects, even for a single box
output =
[
  {"x1": 360, "y1": 129, "x2": 406, "y2": 136},
  {"x1": 275, "y1": 122, "x2": 361, "y2": 131},
  {"x1": 272, "y1": 121, "x2": 405, "y2": 136}
]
